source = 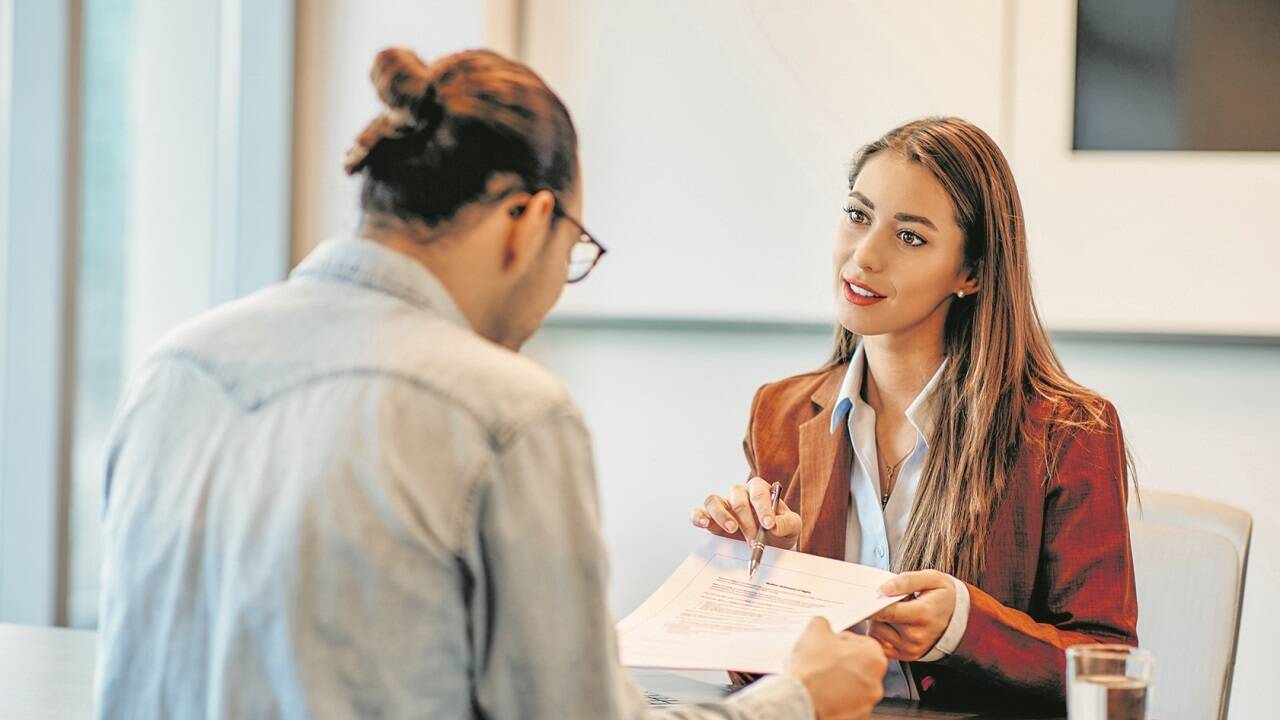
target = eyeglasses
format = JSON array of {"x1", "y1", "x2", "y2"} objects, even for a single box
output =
[
  {"x1": 552, "y1": 204, "x2": 606, "y2": 284},
  {"x1": 507, "y1": 194, "x2": 607, "y2": 283}
]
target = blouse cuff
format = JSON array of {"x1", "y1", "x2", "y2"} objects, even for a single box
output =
[{"x1": 919, "y1": 575, "x2": 970, "y2": 662}]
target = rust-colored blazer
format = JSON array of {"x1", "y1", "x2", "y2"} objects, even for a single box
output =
[{"x1": 744, "y1": 365, "x2": 1138, "y2": 716}]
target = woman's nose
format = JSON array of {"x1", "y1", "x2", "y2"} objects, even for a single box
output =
[{"x1": 850, "y1": 229, "x2": 886, "y2": 273}]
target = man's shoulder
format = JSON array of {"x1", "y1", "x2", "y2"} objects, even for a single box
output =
[
  {"x1": 139, "y1": 283, "x2": 577, "y2": 439},
  {"x1": 326, "y1": 304, "x2": 579, "y2": 444},
  {"x1": 414, "y1": 327, "x2": 576, "y2": 437}
]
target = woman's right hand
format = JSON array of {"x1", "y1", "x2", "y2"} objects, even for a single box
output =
[{"x1": 689, "y1": 477, "x2": 802, "y2": 550}]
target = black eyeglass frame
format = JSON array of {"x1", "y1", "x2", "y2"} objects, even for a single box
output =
[
  {"x1": 551, "y1": 203, "x2": 606, "y2": 284},
  {"x1": 506, "y1": 192, "x2": 606, "y2": 283}
]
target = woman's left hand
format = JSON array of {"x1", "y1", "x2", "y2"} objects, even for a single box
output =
[{"x1": 867, "y1": 570, "x2": 957, "y2": 661}]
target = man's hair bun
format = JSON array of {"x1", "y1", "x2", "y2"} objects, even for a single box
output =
[
  {"x1": 369, "y1": 47, "x2": 435, "y2": 116},
  {"x1": 345, "y1": 47, "x2": 578, "y2": 230},
  {"x1": 344, "y1": 47, "x2": 441, "y2": 175}
]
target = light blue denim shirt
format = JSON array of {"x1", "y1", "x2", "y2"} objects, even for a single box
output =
[{"x1": 96, "y1": 238, "x2": 812, "y2": 719}]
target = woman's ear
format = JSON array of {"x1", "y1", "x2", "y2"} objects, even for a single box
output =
[{"x1": 956, "y1": 266, "x2": 981, "y2": 298}]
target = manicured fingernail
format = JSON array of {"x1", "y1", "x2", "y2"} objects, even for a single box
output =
[
  {"x1": 725, "y1": 521, "x2": 737, "y2": 533},
  {"x1": 696, "y1": 517, "x2": 708, "y2": 527},
  {"x1": 761, "y1": 516, "x2": 773, "y2": 529}
]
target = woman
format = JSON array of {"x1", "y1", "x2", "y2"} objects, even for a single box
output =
[{"x1": 691, "y1": 117, "x2": 1138, "y2": 715}]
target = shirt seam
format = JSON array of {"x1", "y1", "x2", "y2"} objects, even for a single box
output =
[
  {"x1": 489, "y1": 403, "x2": 588, "y2": 452},
  {"x1": 460, "y1": 402, "x2": 589, "y2": 524},
  {"x1": 293, "y1": 265, "x2": 437, "y2": 316},
  {"x1": 145, "y1": 350, "x2": 571, "y2": 448}
]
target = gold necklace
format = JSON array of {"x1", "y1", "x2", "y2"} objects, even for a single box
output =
[{"x1": 881, "y1": 450, "x2": 912, "y2": 509}]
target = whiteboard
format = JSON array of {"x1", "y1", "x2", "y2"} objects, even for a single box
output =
[{"x1": 525, "y1": 0, "x2": 1008, "y2": 324}]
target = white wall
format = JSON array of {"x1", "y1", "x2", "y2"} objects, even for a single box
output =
[
  {"x1": 519, "y1": 0, "x2": 1280, "y2": 336},
  {"x1": 525, "y1": 323, "x2": 1278, "y2": 720},
  {"x1": 524, "y1": 0, "x2": 1010, "y2": 326}
]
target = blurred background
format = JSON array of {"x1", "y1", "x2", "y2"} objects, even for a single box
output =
[{"x1": 1, "y1": 1, "x2": 1276, "y2": 717}]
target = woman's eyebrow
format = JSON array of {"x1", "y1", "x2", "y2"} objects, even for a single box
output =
[
  {"x1": 849, "y1": 191, "x2": 875, "y2": 209},
  {"x1": 894, "y1": 212, "x2": 938, "y2": 230},
  {"x1": 851, "y1": 190, "x2": 938, "y2": 230}
]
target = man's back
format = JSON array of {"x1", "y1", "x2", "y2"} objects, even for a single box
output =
[
  {"x1": 99, "y1": 238, "x2": 821, "y2": 719},
  {"x1": 97, "y1": 239, "x2": 591, "y2": 718}
]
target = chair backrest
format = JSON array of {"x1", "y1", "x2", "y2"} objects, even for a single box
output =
[{"x1": 1127, "y1": 490, "x2": 1252, "y2": 720}]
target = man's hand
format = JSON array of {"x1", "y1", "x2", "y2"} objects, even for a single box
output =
[{"x1": 787, "y1": 617, "x2": 887, "y2": 720}]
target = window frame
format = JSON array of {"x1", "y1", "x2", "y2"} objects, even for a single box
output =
[{"x1": 0, "y1": 0, "x2": 294, "y2": 626}]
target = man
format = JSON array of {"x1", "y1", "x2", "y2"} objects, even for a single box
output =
[{"x1": 96, "y1": 47, "x2": 887, "y2": 718}]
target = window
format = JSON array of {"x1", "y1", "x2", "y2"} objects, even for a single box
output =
[{"x1": 1, "y1": 0, "x2": 292, "y2": 626}]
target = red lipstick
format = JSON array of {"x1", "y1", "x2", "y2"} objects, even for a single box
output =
[{"x1": 842, "y1": 278, "x2": 886, "y2": 306}]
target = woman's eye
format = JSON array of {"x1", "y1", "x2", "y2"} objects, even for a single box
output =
[
  {"x1": 898, "y1": 230, "x2": 926, "y2": 247},
  {"x1": 843, "y1": 206, "x2": 869, "y2": 225}
]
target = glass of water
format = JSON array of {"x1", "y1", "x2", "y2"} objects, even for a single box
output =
[{"x1": 1066, "y1": 645, "x2": 1153, "y2": 720}]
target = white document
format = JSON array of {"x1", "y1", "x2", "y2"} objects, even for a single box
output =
[{"x1": 617, "y1": 536, "x2": 904, "y2": 674}]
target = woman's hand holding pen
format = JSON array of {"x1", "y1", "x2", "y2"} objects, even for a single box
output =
[{"x1": 690, "y1": 477, "x2": 801, "y2": 549}]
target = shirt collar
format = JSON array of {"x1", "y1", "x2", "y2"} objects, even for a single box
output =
[
  {"x1": 829, "y1": 341, "x2": 948, "y2": 446},
  {"x1": 290, "y1": 237, "x2": 470, "y2": 330}
]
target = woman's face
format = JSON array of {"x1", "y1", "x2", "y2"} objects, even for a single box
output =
[{"x1": 832, "y1": 151, "x2": 975, "y2": 340}]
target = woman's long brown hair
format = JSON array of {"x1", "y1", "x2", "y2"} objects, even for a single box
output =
[{"x1": 828, "y1": 117, "x2": 1132, "y2": 582}]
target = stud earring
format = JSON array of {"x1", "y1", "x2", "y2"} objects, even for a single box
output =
[{"x1": 957, "y1": 291, "x2": 966, "y2": 298}]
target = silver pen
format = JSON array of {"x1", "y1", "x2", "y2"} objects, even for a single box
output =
[{"x1": 748, "y1": 481, "x2": 783, "y2": 579}]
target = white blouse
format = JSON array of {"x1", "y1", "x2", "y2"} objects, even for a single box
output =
[{"x1": 830, "y1": 342, "x2": 971, "y2": 700}]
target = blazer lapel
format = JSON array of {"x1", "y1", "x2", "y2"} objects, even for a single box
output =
[{"x1": 797, "y1": 367, "x2": 852, "y2": 560}]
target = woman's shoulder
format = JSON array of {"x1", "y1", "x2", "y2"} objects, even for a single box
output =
[
  {"x1": 1021, "y1": 392, "x2": 1126, "y2": 487},
  {"x1": 749, "y1": 364, "x2": 847, "y2": 421},
  {"x1": 1024, "y1": 392, "x2": 1121, "y2": 438}
]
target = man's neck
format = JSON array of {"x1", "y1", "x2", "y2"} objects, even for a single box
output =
[{"x1": 360, "y1": 222, "x2": 497, "y2": 342}]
